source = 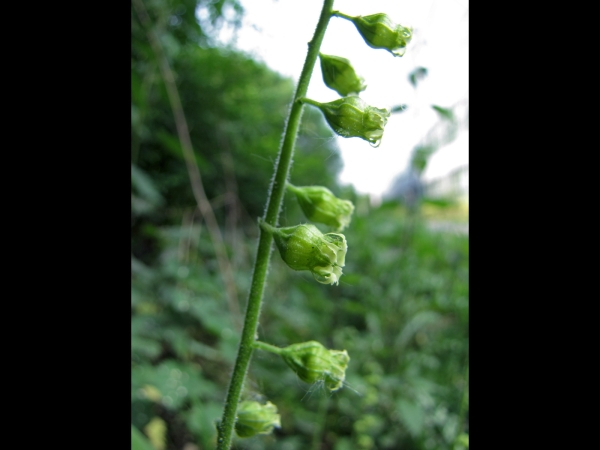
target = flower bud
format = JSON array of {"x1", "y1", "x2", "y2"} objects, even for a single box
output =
[
  {"x1": 234, "y1": 401, "x2": 281, "y2": 438},
  {"x1": 335, "y1": 12, "x2": 412, "y2": 57},
  {"x1": 259, "y1": 221, "x2": 347, "y2": 285},
  {"x1": 302, "y1": 96, "x2": 390, "y2": 147},
  {"x1": 287, "y1": 184, "x2": 354, "y2": 231},
  {"x1": 280, "y1": 341, "x2": 350, "y2": 391},
  {"x1": 319, "y1": 53, "x2": 366, "y2": 97}
]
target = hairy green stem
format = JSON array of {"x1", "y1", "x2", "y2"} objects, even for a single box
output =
[
  {"x1": 286, "y1": 182, "x2": 301, "y2": 194},
  {"x1": 216, "y1": 1, "x2": 335, "y2": 448},
  {"x1": 298, "y1": 97, "x2": 322, "y2": 108},
  {"x1": 253, "y1": 341, "x2": 283, "y2": 355}
]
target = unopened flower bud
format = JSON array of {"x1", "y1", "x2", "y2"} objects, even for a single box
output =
[
  {"x1": 334, "y1": 11, "x2": 412, "y2": 57},
  {"x1": 287, "y1": 184, "x2": 354, "y2": 231},
  {"x1": 301, "y1": 96, "x2": 390, "y2": 147},
  {"x1": 280, "y1": 341, "x2": 350, "y2": 391},
  {"x1": 319, "y1": 53, "x2": 366, "y2": 97},
  {"x1": 259, "y1": 221, "x2": 346, "y2": 285},
  {"x1": 234, "y1": 401, "x2": 281, "y2": 438}
]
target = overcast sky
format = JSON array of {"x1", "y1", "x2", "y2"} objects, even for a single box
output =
[{"x1": 213, "y1": 0, "x2": 469, "y2": 199}]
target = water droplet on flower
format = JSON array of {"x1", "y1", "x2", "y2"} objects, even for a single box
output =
[{"x1": 369, "y1": 139, "x2": 382, "y2": 148}]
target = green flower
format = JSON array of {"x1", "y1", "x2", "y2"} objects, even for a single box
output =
[
  {"x1": 287, "y1": 183, "x2": 354, "y2": 231},
  {"x1": 259, "y1": 221, "x2": 346, "y2": 285},
  {"x1": 334, "y1": 11, "x2": 412, "y2": 57},
  {"x1": 319, "y1": 53, "x2": 366, "y2": 97},
  {"x1": 234, "y1": 401, "x2": 281, "y2": 438},
  {"x1": 301, "y1": 96, "x2": 390, "y2": 147},
  {"x1": 280, "y1": 341, "x2": 350, "y2": 391}
]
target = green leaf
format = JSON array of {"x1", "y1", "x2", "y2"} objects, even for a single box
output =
[
  {"x1": 397, "y1": 399, "x2": 425, "y2": 437},
  {"x1": 409, "y1": 67, "x2": 428, "y2": 87},
  {"x1": 131, "y1": 424, "x2": 156, "y2": 450},
  {"x1": 131, "y1": 164, "x2": 163, "y2": 207},
  {"x1": 432, "y1": 105, "x2": 455, "y2": 122},
  {"x1": 131, "y1": 361, "x2": 220, "y2": 410},
  {"x1": 396, "y1": 311, "x2": 442, "y2": 348},
  {"x1": 391, "y1": 104, "x2": 408, "y2": 113},
  {"x1": 144, "y1": 417, "x2": 167, "y2": 450},
  {"x1": 184, "y1": 401, "x2": 222, "y2": 447}
]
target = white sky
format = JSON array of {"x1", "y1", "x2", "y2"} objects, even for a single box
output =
[{"x1": 215, "y1": 0, "x2": 469, "y2": 198}]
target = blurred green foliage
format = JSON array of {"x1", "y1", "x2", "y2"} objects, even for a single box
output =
[{"x1": 132, "y1": 1, "x2": 468, "y2": 449}]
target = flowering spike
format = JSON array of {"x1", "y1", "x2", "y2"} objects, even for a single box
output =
[
  {"x1": 319, "y1": 53, "x2": 367, "y2": 97},
  {"x1": 280, "y1": 341, "x2": 350, "y2": 391},
  {"x1": 301, "y1": 96, "x2": 390, "y2": 146},
  {"x1": 234, "y1": 401, "x2": 281, "y2": 438},
  {"x1": 334, "y1": 11, "x2": 412, "y2": 57},
  {"x1": 287, "y1": 183, "x2": 354, "y2": 231},
  {"x1": 259, "y1": 221, "x2": 347, "y2": 285}
]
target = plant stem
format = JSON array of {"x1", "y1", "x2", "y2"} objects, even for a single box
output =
[
  {"x1": 298, "y1": 97, "x2": 323, "y2": 108},
  {"x1": 257, "y1": 218, "x2": 279, "y2": 236},
  {"x1": 216, "y1": 1, "x2": 335, "y2": 448},
  {"x1": 253, "y1": 341, "x2": 283, "y2": 355},
  {"x1": 286, "y1": 182, "x2": 301, "y2": 194},
  {"x1": 331, "y1": 10, "x2": 355, "y2": 21}
]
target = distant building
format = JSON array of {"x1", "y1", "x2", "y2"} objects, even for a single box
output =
[{"x1": 385, "y1": 169, "x2": 424, "y2": 208}]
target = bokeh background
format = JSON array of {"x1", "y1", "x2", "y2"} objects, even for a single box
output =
[{"x1": 131, "y1": 1, "x2": 469, "y2": 449}]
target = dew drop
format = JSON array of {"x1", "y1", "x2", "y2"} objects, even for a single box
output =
[
  {"x1": 392, "y1": 47, "x2": 407, "y2": 57},
  {"x1": 369, "y1": 139, "x2": 382, "y2": 148}
]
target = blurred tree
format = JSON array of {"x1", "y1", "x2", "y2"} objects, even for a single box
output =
[{"x1": 132, "y1": 0, "x2": 341, "y2": 266}]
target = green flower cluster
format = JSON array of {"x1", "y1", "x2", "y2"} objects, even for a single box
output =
[
  {"x1": 280, "y1": 341, "x2": 350, "y2": 391},
  {"x1": 319, "y1": 53, "x2": 366, "y2": 96},
  {"x1": 287, "y1": 183, "x2": 354, "y2": 231},
  {"x1": 261, "y1": 221, "x2": 346, "y2": 285},
  {"x1": 302, "y1": 97, "x2": 390, "y2": 147},
  {"x1": 254, "y1": 340, "x2": 350, "y2": 392},
  {"x1": 235, "y1": 401, "x2": 281, "y2": 438},
  {"x1": 339, "y1": 12, "x2": 413, "y2": 57},
  {"x1": 300, "y1": 12, "x2": 411, "y2": 146}
]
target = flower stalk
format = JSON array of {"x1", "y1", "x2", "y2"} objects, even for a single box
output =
[
  {"x1": 217, "y1": 1, "x2": 411, "y2": 447},
  {"x1": 216, "y1": 1, "x2": 336, "y2": 448}
]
